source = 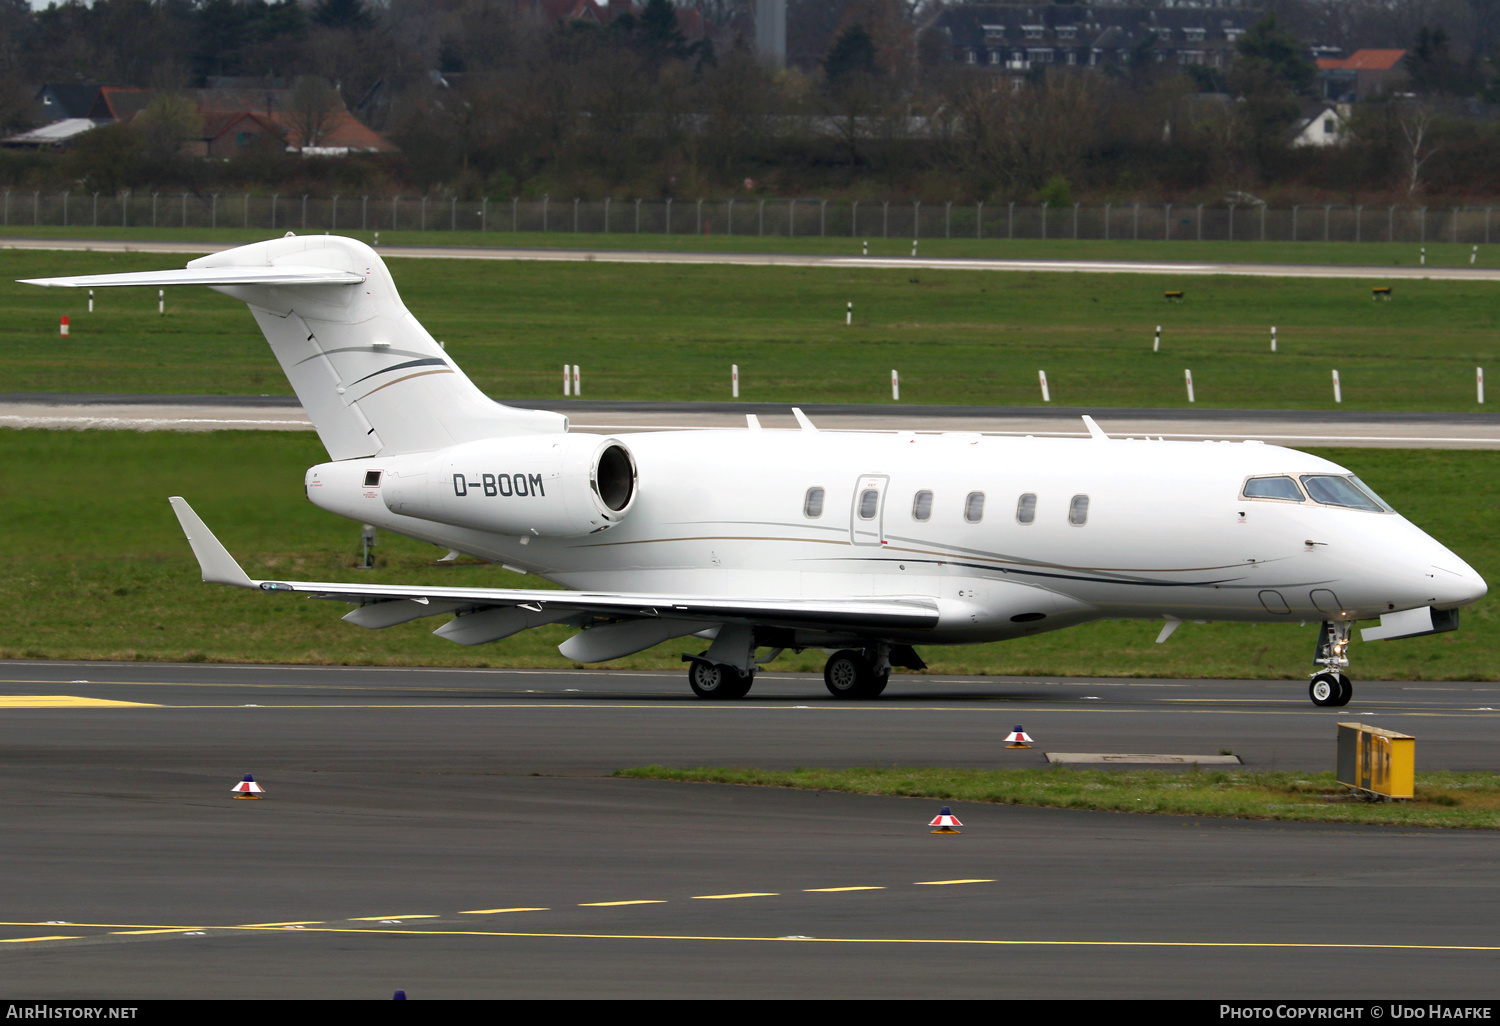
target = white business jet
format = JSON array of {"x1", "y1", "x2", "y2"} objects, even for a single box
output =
[{"x1": 22, "y1": 235, "x2": 1487, "y2": 705}]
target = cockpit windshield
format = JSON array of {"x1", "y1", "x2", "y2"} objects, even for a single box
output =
[
  {"x1": 1300, "y1": 475, "x2": 1393, "y2": 512},
  {"x1": 1241, "y1": 475, "x2": 1303, "y2": 501},
  {"x1": 1241, "y1": 473, "x2": 1395, "y2": 513}
]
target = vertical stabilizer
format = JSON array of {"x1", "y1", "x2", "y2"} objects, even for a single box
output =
[{"x1": 189, "y1": 236, "x2": 564, "y2": 459}]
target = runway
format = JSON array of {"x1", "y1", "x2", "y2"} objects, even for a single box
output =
[
  {"x1": 2, "y1": 661, "x2": 1498, "y2": 998},
  {"x1": 5, "y1": 394, "x2": 1499, "y2": 448},
  {"x1": 8, "y1": 234, "x2": 1500, "y2": 282}
]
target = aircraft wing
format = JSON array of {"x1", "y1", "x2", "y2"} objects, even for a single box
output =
[{"x1": 168, "y1": 497, "x2": 940, "y2": 635}]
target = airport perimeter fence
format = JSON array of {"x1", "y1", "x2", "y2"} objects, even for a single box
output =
[{"x1": 10, "y1": 190, "x2": 1500, "y2": 245}]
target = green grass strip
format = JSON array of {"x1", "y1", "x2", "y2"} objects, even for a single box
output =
[{"x1": 615, "y1": 765, "x2": 1500, "y2": 829}]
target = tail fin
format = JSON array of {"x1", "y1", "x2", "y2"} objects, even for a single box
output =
[{"x1": 23, "y1": 235, "x2": 565, "y2": 459}]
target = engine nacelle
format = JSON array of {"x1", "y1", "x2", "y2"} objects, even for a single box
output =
[{"x1": 382, "y1": 434, "x2": 636, "y2": 537}]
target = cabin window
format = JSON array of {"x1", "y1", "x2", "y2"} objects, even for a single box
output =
[
  {"x1": 912, "y1": 490, "x2": 933, "y2": 521},
  {"x1": 363, "y1": 470, "x2": 382, "y2": 487},
  {"x1": 1068, "y1": 494, "x2": 1090, "y2": 525},
  {"x1": 858, "y1": 488, "x2": 880, "y2": 520},
  {"x1": 1242, "y1": 475, "x2": 1303, "y2": 502},
  {"x1": 1300, "y1": 475, "x2": 1392, "y2": 512},
  {"x1": 964, "y1": 492, "x2": 985, "y2": 523},
  {"x1": 1016, "y1": 492, "x2": 1037, "y2": 524},
  {"x1": 804, "y1": 487, "x2": 825, "y2": 518}
]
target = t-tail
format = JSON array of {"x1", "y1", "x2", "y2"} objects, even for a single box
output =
[{"x1": 20, "y1": 235, "x2": 565, "y2": 458}]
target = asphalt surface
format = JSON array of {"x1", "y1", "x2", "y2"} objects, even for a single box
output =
[
  {"x1": 2, "y1": 661, "x2": 1498, "y2": 998},
  {"x1": 8, "y1": 234, "x2": 1500, "y2": 281},
  {"x1": 4, "y1": 395, "x2": 1498, "y2": 448}
]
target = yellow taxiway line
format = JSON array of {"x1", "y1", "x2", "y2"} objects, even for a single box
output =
[
  {"x1": 2, "y1": 921, "x2": 1497, "y2": 953},
  {"x1": 0, "y1": 695, "x2": 159, "y2": 708}
]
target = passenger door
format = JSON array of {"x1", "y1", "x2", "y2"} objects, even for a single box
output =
[{"x1": 849, "y1": 474, "x2": 889, "y2": 546}]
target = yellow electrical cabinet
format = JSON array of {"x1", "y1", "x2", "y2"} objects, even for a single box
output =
[{"x1": 1337, "y1": 722, "x2": 1415, "y2": 800}]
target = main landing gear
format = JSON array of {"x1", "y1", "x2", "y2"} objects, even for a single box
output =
[
  {"x1": 682, "y1": 637, "x2": 922, "y2": 701},
  {"x1": 823, "y1": 649, "x2": 890, "y2": 700},
  {"x1": 1309, "y1": 621, "x2": 1354, "y2": 707},
  {"x1": 685, "y1": 658, "x2": 755, "y2": 700}
]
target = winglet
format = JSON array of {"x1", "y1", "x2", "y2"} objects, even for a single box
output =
[
  {"x1": 1082, "y1": 415, "x2": 1109, "y2": 441},
  {"x1": 168, "y1": 497, "x2": 256, "y2": 588}
]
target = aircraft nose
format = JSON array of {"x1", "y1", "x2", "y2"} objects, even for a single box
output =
[{"x1": 1430, "y1": 560, "x2": 1488, "y2": 608}]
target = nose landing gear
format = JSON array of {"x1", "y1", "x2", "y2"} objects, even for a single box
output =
[{"x1": 1309, "y1": 621, "x2": 1354, "y2": 707}]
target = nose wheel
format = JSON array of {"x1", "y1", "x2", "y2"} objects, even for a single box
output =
[
  {"x1": 1309, "y1": 672, "x2": 1352, "y2": 707},
  {"x1": 1309, "y1": 621, "x2": 1354, "y2": 707}
]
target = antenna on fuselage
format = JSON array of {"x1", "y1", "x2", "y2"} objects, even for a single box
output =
[{"x1": 1081, "y1": 415, "x2": 1110, "y2": 441}]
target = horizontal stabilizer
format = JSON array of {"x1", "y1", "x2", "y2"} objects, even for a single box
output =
[{"x1": 18, "y1": 266, "x2": 365, "y2": 289}]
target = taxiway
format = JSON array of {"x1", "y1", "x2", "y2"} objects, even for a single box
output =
[{"x1": 1, "y1": 662, "x2": 1497, "y2": 998}]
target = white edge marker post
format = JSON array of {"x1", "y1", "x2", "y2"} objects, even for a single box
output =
[
  {"x1": 891, "y1": 369, "x2": 900, "y2": 401},
  {"x1": 1479, "y1": 366, "x2": 1485, "y2": 404},
  {"x1": 1332, "y1": 369, "x2": 1342, "y2": 404},
  {"x1": 1473, "y1": 245, "x2": 1479, "y2": 265},
  {"x1": 572, "y1": 364, "x2": 580, "y2": 397},
  {"x1": 563, "y1": 363, "x2": 570, "y2": 396},
  {"x1": 732, "y1": 364, "x2": 739, "y2": 399},
  {"x1": 1421, "y1": 246, "x2": 1426, "y2": 266},
  {"x1": 1271, "y1": 326, "x2": 1277, "y2": 352},
  {"x1": 1184, "y1": 368, "x2": 1195, "y2": 403},
  {"x1": 1038, "y1": 370, "x2": 1050, "y2": 402},
  {"x1": 88, "y1": 289, "x2": 93, "y2": 314},
  {"x1": 911, "y1": 240, "x2": 917, "y2": 257},
  {"x1": 846, "y1": 301, "x2": 852, "y2": 326},
  {"x1": 862, "y1": 240, "x2": 868, "y2": 255},
  {"x1": 158, "y1": 289, "x2": 165, "y2": 315},
  {"x1": 1153, "y1": 325, "x2": 1160, "y2": 352}
]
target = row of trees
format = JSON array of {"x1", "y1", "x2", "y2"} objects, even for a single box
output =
[{"x1": 0, "y1": 0, "x2": 1497, "y2": 202}]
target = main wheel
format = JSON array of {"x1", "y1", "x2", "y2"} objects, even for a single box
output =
[
  {"x1": 1309, "y1": 673, "x2": 1342, "y2": 707},
  {"x1": 688, "y1": 660, "x2": 754, "y2": 700},
  {"x1": 824, "y1": 650, "x2": 877, "y2": 700}
]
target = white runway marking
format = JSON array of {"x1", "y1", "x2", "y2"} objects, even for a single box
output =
[{"x1": 8, "y1": 235, "x2": 1500, "y2": 282}]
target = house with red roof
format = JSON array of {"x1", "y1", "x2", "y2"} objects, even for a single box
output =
[{"x1": 1318, "y1": 49, "x2": 1406, "y2": 102}]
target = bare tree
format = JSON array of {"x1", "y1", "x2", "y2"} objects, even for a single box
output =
[
  {"x1": 134, "y1": 91, "x2": 204, "y2": 163},
  {"x1": 1397, "y1": 100, "x2": 1439, "y2": 198},
  {"x1": 287, "y1": 76, "x2": 339, "y2": 151}
]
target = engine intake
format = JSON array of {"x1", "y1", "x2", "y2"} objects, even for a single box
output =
[{"x1": 382, "y1": 435, "x2": 636, "y2": 537}]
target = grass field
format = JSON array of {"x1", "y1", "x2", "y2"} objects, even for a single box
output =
[
  {"x1": 3, "y1": 249, "x2": 1498, "y2": 410},
  {"x1": 0, "y1": 428, "x2": 1492, "y2": 679},
  {"x1": 4, "y1": 223, "x2": 1499, "y2": 268},
  {"x1": 615, "y1": 766, "x2": 1500, "y2": 829}
]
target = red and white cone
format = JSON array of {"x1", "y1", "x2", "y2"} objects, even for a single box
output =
[
  {"x1": 929, "y1": 806, "x2": 963, "y2": 834},
  {"x1": 231, "y1": 773, "x2": 265, "y2": 799},
  {"x1": 1005, "y1": 725, "x2": 1034, "y2": 749}
]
